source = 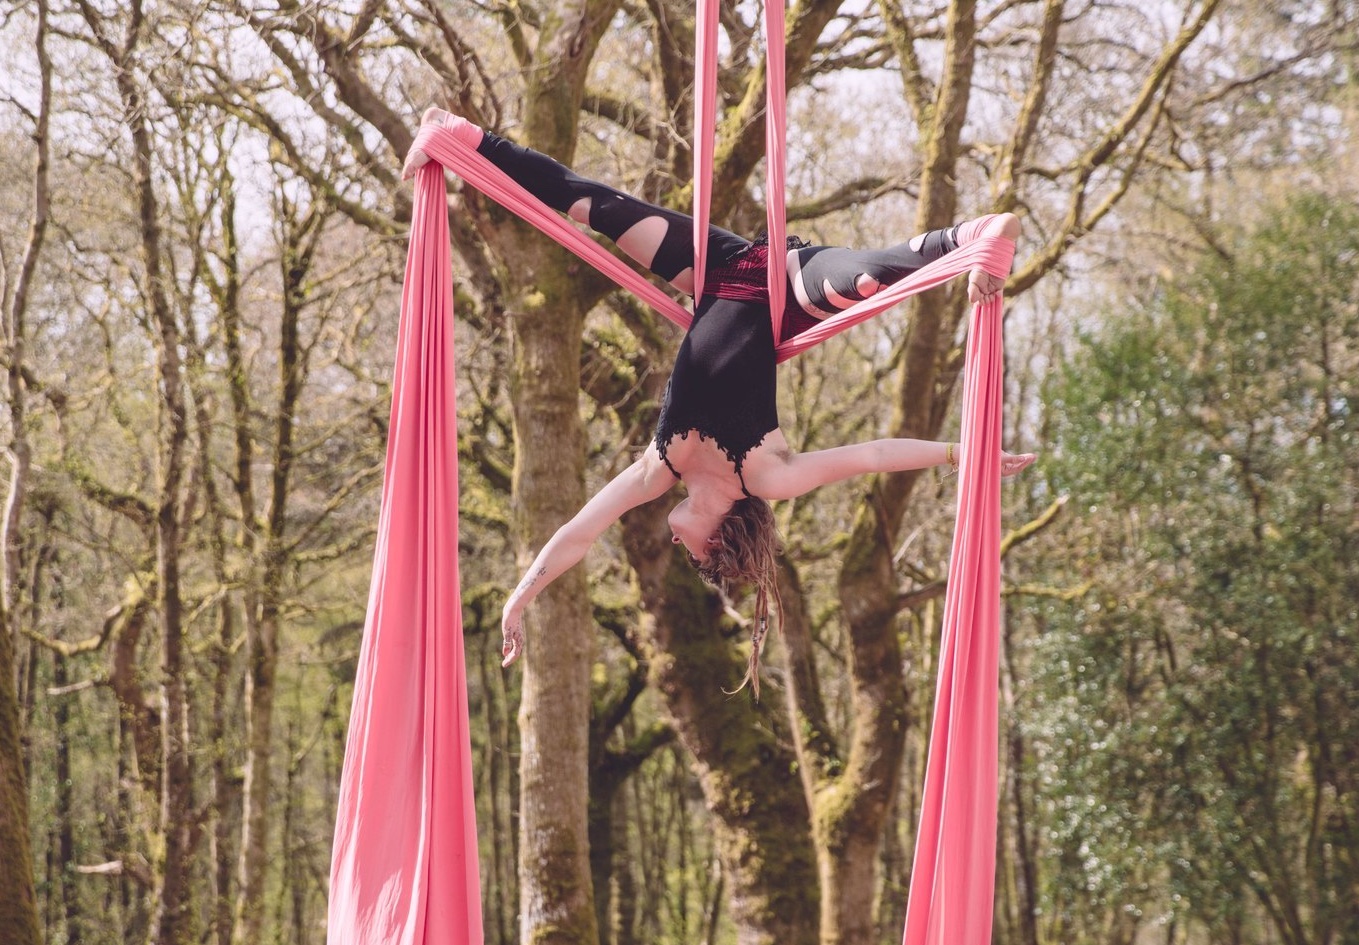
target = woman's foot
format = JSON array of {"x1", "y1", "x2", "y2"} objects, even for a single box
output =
[
  {"x1": 401, "y1": 107, "x2": 484, "y2": 179},
  {"x1": 955, "y1": 212, "x2": 1021, "y2": 245}
]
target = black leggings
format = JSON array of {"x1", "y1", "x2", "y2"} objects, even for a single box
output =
[{"x1": 475, "y1": 132, "x2": 959, "y2": 315}]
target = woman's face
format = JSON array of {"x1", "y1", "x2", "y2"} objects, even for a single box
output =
[{"x1": 667, "y1": 498, "x2": 722, "y2": 564}]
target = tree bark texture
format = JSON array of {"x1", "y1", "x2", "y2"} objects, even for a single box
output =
[
  {"x1": 623, "y1": 504, "x2": 820, "y2": 945},
  {"x1": 512, "y1": 272, "x2": 598, "y2": 945},
  {"x1": 500, "y1": 2, "x2": 626, "y2": 943},
  {"x1": 87, "y1": 1, "x2": 203, "y2": 935},
  {"x1": 787, "y1": 5, "x2": 980, "y2": 942},
  {"x1": 0, "y1": 1, "x2": 50, "y2": 939},
  {"x1": 0, "y1": 608, "x2": 40, "y2": 944}
]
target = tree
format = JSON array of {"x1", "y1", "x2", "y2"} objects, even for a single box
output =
[
  {"x1": 0, "y1": 2, "x2": 53, "y2": 941},
  {"x1": 1023, "y1": 192, "x2": 1359, "y2": 944}
]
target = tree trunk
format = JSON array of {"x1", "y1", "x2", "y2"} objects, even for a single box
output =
[
  {"x1": 505, "y1": 3, "x2": 626, "y2": 943},
  {"x1": 622, "y1": 508, "x2": 820, "y2": 945},
  {"x1": 53, "y1": 652, "x2": 81, "y2": 945},
  {"x1": 0, "y1": 607, "x2": 40, "y2": 944},
  {"x1": 801, "y1": 5, "x2": 978, "y2": 943},
  {"x1": 234, "y1": 194, "x2": 317, "y2": 945},
  {"x1": 105, "y1": 14, "x2": 200, "y2": 938},
  {"x1": 512, "y1": 273, "x2": 598, "y2": 945},
  {"x1": 1003, "y1": 612, "x2": 1040, "y2": 945},
  {"x1": 0, "y1": 1, "x2": 51, "y2": 939}
]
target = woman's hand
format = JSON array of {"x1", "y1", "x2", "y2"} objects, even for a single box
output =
[
  {"x1": 401, "y1": 145, "x2": 431, "y2": 181},
  {"x1": 967, "y1": 268, "x2": 1007, "y2": 305},
  {"x1": 501, "y1": 602, "x2": 526, "y2": 668},
  {"x1": 401, "y1": 107, "x2": 452, "y2": 180},
  {"x1": 1001, "y1": 450, "x2": 1037, "y2": 477}
]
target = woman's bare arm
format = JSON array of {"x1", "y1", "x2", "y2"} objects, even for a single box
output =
[
  {"x1": 501, "y1": 453, "x2": 675, "y2": 666},
  {"x1": 757, "y1": 439, "x2": 1035, "y2": 501}
]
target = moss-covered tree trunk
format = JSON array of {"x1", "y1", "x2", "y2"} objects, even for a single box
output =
[
  {"x1": 508, "y1": 4, "x2": 624, "y2": 942},
  {"x1": 621, "y1": 499, "x2": 820, "y2": 945},
  {"x1": 800, "y1": 4, "x2": 979, "y2": 943},
  {"x1": 0, "y1": 606, "x2": 40, "y2": 943},
  {"x1": 512, "y1": 268, "x2": 598, "y2": 945},
  {"x1": 0, "y1": 1, "x2": 46, "y2": 936}
]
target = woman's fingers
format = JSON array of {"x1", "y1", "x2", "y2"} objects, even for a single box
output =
[
  {"x1": 967, "y1": 270, "x2": 1005, "y2": 305},
  {"x1": 401, "y1": 148, "x2": 430, "y2": 180},
  {"x1": 501, "y1": 615, "x2": 525, "y2": 667},
  {"x1": 501, "y1": 630, "x2": 523, "y2": 667},
  {"x1": 1001, "y1": 452, "x2": 1037, "y2": 477}
]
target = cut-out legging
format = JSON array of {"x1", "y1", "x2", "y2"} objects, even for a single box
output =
[{"x1": 474, "y1": 132, "x2": 961, "y2": 316}]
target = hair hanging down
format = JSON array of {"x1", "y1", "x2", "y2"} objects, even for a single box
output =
[{"x1": 692, "y1": 497, "x2": 783, "y2": 700}]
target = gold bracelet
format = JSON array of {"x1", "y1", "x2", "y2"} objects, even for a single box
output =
[{"x1": 945, "y1": 442, "x2": 958, "y2": 471}]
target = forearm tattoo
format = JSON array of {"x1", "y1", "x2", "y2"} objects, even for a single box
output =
[{"x1": 513, "y1": 566, "x2": 547, "y2": 597}]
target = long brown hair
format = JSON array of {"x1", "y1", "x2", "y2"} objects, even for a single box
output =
[{"x1": 692, "y1": 497, "x2": 782, "y2": 699}]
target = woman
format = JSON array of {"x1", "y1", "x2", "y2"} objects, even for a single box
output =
[{"x1": 403, "y1": 109, "x2": 1035, "y2": 689}]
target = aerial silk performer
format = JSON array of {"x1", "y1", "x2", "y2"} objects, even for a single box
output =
[{"x1": 329, "y1": 3, "x2": 1022, "y2": 942}]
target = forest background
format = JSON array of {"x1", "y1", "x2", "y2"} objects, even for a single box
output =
[{"x1": 0, "y1": 1, "x2": 1356, "y2": 944}]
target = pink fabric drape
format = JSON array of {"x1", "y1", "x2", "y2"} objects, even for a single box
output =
[
  {"x1": 327, "y1": 159, "x2": 483, "y2": 945},
  {"x1": 755, "y1": 17, "x2": 1007, "y2": 938},
  {"x1": 900, "y1": 292, "x2": 1006, "y2": 945},
  {"x1": 692, "y1": 0, "x2": 719, "y2": 300},
  {"x1": 409, "y1": 123, "x2": 1012, "y2": 364},
  {"x1": 763, "y1": 0, "x2": 788, "y2": 342}
]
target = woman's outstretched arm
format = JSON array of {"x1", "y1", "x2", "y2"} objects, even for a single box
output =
[
  {"x1": 501, "y1": 452, "x2": 675, "y2": 667},
  {"x1": 756, "y1": 439, "x2": 1035, "y2": 501}
]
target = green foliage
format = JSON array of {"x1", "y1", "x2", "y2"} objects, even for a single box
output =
[{"x1": 1018, "y1": 193, "x2": 1359, "y2": 944}]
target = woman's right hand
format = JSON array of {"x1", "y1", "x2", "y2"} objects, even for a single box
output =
[{"x1": 501, "y1": 603, "x2": 526, "y2": 668}]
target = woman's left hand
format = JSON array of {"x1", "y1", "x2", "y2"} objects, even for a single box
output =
[{"x1": 1001, "y1": 451, "x2": 1037, "y2": 477}]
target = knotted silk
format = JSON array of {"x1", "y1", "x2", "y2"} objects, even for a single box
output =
[{"x1": 327, "y1": 158, "x2": 483, "y2": 945}]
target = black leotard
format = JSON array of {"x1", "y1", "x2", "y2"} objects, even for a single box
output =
[{"x1": 472, "y1": 131, "x2": 961, "y2": 492}]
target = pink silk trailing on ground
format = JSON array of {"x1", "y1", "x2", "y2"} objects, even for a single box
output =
[
  {"x1": 901, "y1": 291, "x2": 1006, "y2": 945},
  {"x1": 761, "y1": 18, "x2": 1012, "y2": 922},
  {"x1": 327, "y1": 160, "x2": 483, "y2": 945}
]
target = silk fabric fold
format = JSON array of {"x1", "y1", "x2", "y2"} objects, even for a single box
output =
[{"x1": 328, "y1": 160, "x2": 483, "y2": 945}]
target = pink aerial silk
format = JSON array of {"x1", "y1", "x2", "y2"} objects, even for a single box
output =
[
  {"x1": 692, "y1": 0, "x2": 718, "y2": 299},
  {"x1": 327, "y1": 159, "x2": 482, "y2": 944},
  {"x1": 900, "y1": 291, "x2": 1005, "y2": 945},
  {"x1": 410, "y1": 122, "x2": 1011, "y2": 363},
  {"x1": 330, "y1": 14, "x2": 1012, "y2": 945},
  {"x1": 763, "y1": 0, "x2": 789, "y2": 342}
]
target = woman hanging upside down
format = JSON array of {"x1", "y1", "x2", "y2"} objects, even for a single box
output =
[{"x1": 403, "y1": 108, "x2": 1035, "y2": 695}]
